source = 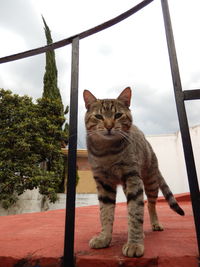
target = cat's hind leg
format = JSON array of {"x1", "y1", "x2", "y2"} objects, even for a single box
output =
[
  {"x1": 144, "y1": 178, "x2": 164, "y2": 231},
  {"x1": 89, "y1": 177, "x2": 116, "y2": 249}
]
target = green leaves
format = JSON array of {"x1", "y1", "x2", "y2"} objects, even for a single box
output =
[
  {"x1": 0, "y1": 18, "x2": 72, "y2": 209},
  {"x1": 0, "y1": 89, "x2": 68, "y2": 209},
  {"x1": 42, "y1": 16, "x2": 63, "y2": 108}
]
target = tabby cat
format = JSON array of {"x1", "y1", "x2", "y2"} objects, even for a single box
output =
[{"x1": 83, "y1": 87, "x2": 184, "y2": 257}]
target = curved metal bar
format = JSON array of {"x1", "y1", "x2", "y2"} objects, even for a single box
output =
[{"x1": 0, "y1": 0, "x2": 154, "y2": 64}]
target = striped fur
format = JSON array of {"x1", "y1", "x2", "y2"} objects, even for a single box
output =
[{"x1": 83, "y1": 87, "x2": 184, "y2": 258}]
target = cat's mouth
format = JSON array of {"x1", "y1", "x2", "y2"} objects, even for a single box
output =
[
  {"x1": 102, "y1": 129, "x2": 120, "y2": 139},
  {"x1": 104, "y1": 133, "x2": 113, "y2": 139},
  {"x1": 88, "y1": 129, "x2": 126, "y2": 141},
  {"x1": 105, "y1": 130, "x2": 112, "y2": 136}
]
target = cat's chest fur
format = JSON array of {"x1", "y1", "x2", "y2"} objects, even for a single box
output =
[
  {"x1": 88, "y1": 152, "x2": 126, "y2": 184},
  {"x1": 87, "y1": 125, "x2": 152, "y2": 185}
]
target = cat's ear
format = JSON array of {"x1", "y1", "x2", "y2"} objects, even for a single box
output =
[
  {"x1": 117, "y1": 87, "x2": 131, "y2": 107},
  {"x1": 83, "y1": 90, "x2": 97, "y2": 109}
]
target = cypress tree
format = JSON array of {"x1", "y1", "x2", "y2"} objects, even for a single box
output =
[
  {"x1": 42, "y1": 16, "x2": 63, "y2": 108},
  {"x1": 40, "y1": 16, "x2": 66, "y2": 167},
  {"x1": 39, "y1": 17, "x2": 72, "y2": 192}
]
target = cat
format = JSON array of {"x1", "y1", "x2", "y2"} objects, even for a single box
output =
[{"x1": 83, "y1": 87, "x2": 184, "y2": 257}]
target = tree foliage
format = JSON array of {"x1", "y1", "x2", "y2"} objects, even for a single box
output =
[
  {"x1": 0, "y1": 18, "x2": 79, "y2": 209},
  {"x1": 42, "y1": 16, "x2": 63, "y2": 105},
  {"x1": 40, "y1": 17, "x2": 70, "y2": 192},
  {"x1": 0, "y1": 89, "x2": 67, "y2": 208}
]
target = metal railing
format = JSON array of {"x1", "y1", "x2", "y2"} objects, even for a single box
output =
[
  {"x1": 161, "y1": 0, "x2": 200, "y2": 263},
  {"x1": 0, "y1": 0, "x2": 199, "y2": 266}
]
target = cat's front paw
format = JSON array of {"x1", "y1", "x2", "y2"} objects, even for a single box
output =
[
  {"x1": 122, "y1": 242, "x2": 144, "y2": 257},
  {"x1": 89, "y1": 234, "x2": 111, "y2": 249},
  {"x1": 152, "y1": 223, "x2": 164, "y2": 231}
]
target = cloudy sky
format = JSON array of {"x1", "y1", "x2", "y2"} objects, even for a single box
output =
[{"x1": 0, "y1": 0, "x2": 200, "y2": 148}]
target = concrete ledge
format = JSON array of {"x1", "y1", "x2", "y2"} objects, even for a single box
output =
[{"x1": 0, "y1": 193, "x2": 198, "y2": 267}]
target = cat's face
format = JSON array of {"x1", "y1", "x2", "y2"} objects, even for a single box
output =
[{"x1": 83, "y1": 87, "x2": 132, "y2": 141}]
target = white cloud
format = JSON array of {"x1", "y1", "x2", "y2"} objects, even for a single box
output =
[
  {"x1": 0, "y1": 28, "x2": 27, "y2": 56},
  {"x1": 0, "y1": 0, "x2": 200, "y2": 148}
]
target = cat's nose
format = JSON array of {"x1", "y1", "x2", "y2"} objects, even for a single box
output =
[
  {"x1": 104, "y1": 119, "x2": 114, "y2": 131},
  {"x1": 105, "y1": 122, "x2": 114, "y2": 130},
  {"x1": 106, "y1": 124, "x2": 113, "y2": 130},
  {"x1": 105, "y1": 122, "x2": 114, "y2": 134}
]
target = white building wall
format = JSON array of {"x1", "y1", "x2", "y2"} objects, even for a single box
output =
[{"x1": 146, "y1": 125, "x2": 200, "y2": 195}]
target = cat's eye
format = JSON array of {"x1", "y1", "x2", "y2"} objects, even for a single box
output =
[
  {"x1": 114, "y1": 113, "x2": 123, "y2": 119},
  {"x1": 95, "y1": 114, "x2": 104, "y2": 120}
]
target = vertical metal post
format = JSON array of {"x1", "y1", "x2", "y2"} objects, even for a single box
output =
[
  {"x1": 161, "y1": 0, "x2": 200, "y2": 258},
  {"x1": 63, "y1": 36, "x2": 79, "y2": 267}
]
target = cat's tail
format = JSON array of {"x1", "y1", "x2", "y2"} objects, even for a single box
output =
[{"x1": 158, "y1": 174, "x2": 185, "y2": 216}]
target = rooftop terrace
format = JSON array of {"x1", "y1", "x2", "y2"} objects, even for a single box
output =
[{"x1": 0, "y1": 193, "x2": 198, "y2": 267}]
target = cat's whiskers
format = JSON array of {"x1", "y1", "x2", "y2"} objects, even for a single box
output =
[
  {"x1": 87, "y1": 128, "x2": 133, "y2": 144},
  {"x1": 116, "y1": 130, "x2": 133, "y2": 144},
  {"x1": 87, "y1": 129, "x2": 102, "y2": 138}
]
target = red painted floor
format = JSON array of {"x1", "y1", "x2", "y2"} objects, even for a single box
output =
[{"x1": 0, "y1": 193, "x2": 199, "y2": 267}]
